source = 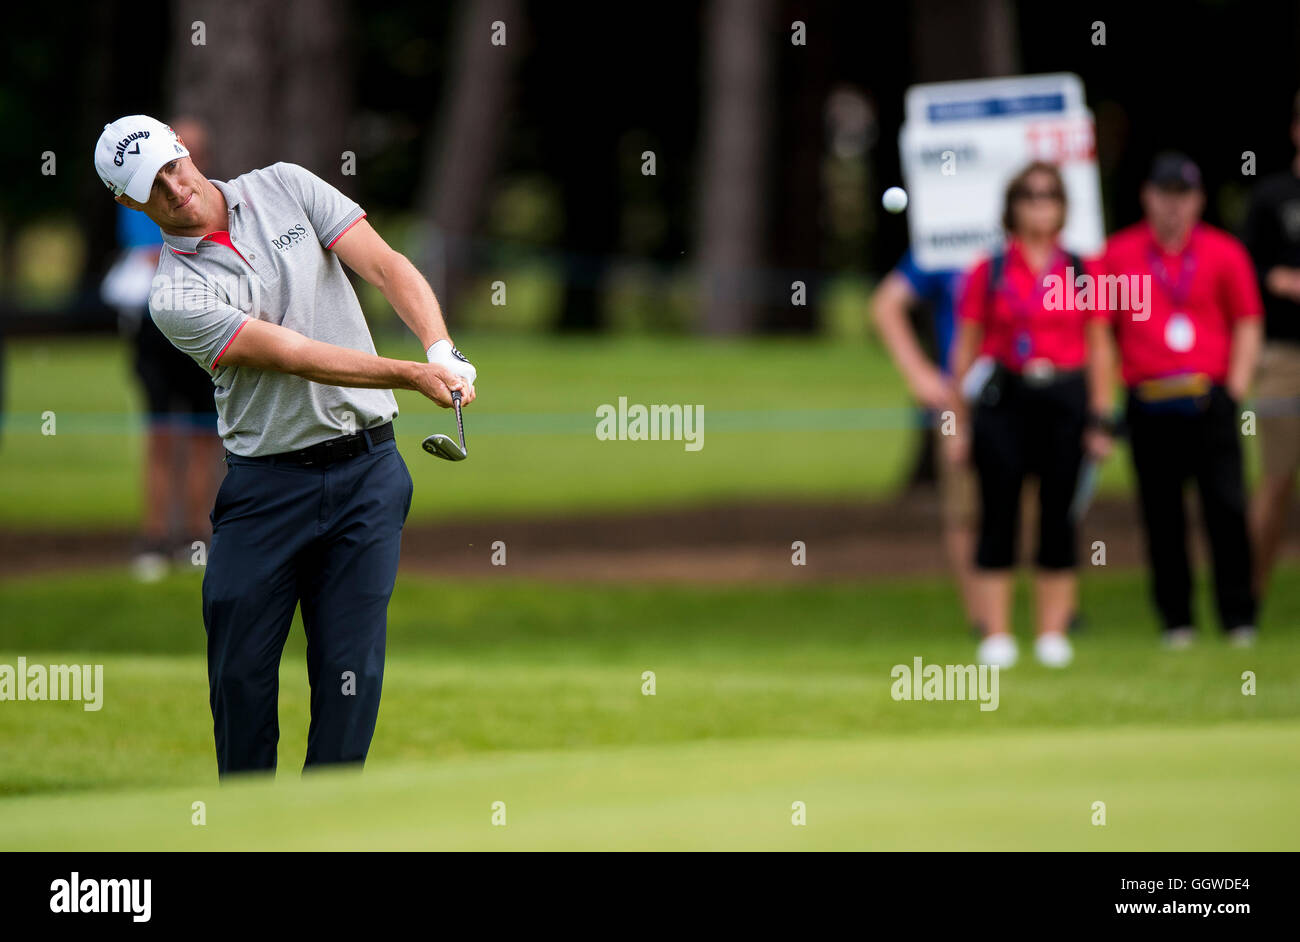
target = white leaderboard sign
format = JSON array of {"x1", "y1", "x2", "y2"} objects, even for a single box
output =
[{"x1": 899, "y1": 73, "x2": 1106, "y2": 273}]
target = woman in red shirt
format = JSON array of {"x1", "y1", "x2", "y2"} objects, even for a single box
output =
[{"x1": 951, "y1": 161, "x2": 1115, "y2": 669}]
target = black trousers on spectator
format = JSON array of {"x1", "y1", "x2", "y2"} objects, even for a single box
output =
[
  {"x1": 1126, "y1": 386, "x2": 1256, "y2": 633},
  {"x1": 973, "y1": 371, "x2": 1086, "y2": 570}
]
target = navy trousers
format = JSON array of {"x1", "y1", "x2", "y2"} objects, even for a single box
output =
[{"x1": 202, "y1": 432, "x2": 412, "y2": 778}]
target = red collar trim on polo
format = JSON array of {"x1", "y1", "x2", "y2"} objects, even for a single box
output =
[{"x1": 169, "y1": 230, "x2": 249, "y2": 266}]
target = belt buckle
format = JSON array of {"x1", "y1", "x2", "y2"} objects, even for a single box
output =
[{"x1": 1023, "y1": 359, "x2": 1056, "y2": 386}]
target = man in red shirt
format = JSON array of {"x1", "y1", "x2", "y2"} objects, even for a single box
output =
[{"x1": 1104, "y1": 153, "x2": 1264, "y2": 647}]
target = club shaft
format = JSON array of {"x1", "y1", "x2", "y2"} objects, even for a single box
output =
[{"x1": 453, "y1": 393, "x2": 466, "y2": 452}]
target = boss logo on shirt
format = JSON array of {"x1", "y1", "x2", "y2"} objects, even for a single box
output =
[{"x1": 271, "y1": 223, "x2": 310, "y2": 252}]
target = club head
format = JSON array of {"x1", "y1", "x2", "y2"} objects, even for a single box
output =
[{"x1": 422, "y1": 433, "x2": 467, "y2": 461}]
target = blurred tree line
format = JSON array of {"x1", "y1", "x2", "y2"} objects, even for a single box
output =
[{"x1": 2, "y1": 0, "x2": 1299, "y2": 337}]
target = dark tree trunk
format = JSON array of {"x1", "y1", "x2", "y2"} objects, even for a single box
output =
[
  {"x1": 415, "y1": 0, "x2": 521, "y2": 314},
  {"x1": 279, "y1": 0, "x2": 353, "y2": 184},
  {"x1": 166, "y1": 0, "x2": 277, "y2": 180},
  {"x1": 166, "y1": 0, "x2": 351, "y2": 184},
  {"x1": 529, "y1": 8, "x2": 622, "y2": 332},
  {"x1": 766, "y1": 0, "x2": 832, "y2": 332},
  {"x1": 910, "y1": 0, "x2": 1019, "y2": 81},
  {"x1": 696, "y1": 0, "x2": 775, "y2": 335}
]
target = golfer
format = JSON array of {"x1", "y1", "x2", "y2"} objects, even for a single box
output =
[{"x1": 94, "y1": 115, "x2": 477, "y2": 778}]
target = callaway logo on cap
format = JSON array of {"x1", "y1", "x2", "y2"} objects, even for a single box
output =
[{"x1": 94, "y1": 115, "x2": 190, "y2": 202}]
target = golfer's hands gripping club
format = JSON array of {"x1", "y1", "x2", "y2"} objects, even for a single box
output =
[
  {"x1": 411, "y1": 363, "x2": 475, "y2": 408},
  {"x1": 421, "y1": 339, "x2": 478, "y2": 406}
]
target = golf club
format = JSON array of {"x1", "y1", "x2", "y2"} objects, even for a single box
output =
[
  {"x1": 422, "y1": 389, "x2": 467, "y2": 461},
  {"x1": 1069, "y1": 456, "x2": 1098, "y2": 524}
]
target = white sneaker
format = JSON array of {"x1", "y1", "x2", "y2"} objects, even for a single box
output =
[
  {"x1": 1034, "y1": 632, "x2": 1074, "y2": 668},
  {"x1": 976, "y1": 634, "x2": 1019, "y2": 668},
  {"x1": 1227, "y1": 625, "x2": 1257, "y2": 648},
  {"x1": 1163, "y1": 626, "x2": 1196, "y2": 649}
]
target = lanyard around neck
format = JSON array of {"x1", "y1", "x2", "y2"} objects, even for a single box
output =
[
  {"x1": 999, "y1": 246, "x2": 1063, "y2": 318},
  {"x1": 1146, "y1": 231, "x2": 1197, "y2": 308},
  {"x1": 998, "y1": 246, "x2": 1063, "y2": 364}
]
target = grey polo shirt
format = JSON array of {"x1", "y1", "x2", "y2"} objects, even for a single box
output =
[{"x1": 149, "y1": 162, "x2": 398, "y2": 456}]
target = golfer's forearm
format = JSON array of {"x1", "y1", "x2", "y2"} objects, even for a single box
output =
[
  {"x1": 383, "y1": 256, "x2": 451, "y2": 352},
  {"x1": 219, "y1": 318, "x2": 420, "y2": 390},
  {"x1": 286, "y1": 337, "x2": 419, "y2": 391}
]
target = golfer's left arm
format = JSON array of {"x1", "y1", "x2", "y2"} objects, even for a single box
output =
[{"x1": 332, "y1": 219, "x2": 451, "y2": 353}]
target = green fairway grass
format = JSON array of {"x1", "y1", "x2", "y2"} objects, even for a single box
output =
[
  {"x1": 0, "y1": 334, "x2": 1152, "y2": 528},
  {"x1": 1, "y1": 564, "x2": 1297, "y2": 848},
  {"x1": 4, "y1": 724, "x2": 1297, "y2": 850}
]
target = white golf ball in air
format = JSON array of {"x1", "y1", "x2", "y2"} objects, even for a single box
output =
[{"x1": 882, "y1": 187, "x2": 908, "y2": 214}]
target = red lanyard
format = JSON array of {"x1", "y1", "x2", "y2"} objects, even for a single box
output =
[
  {"x1": 1146, "y1": 230, "x2": 1197, "y2": 309},
  {"x1": 998, "y1": 246, "x2": 1063, "y2": 363}
]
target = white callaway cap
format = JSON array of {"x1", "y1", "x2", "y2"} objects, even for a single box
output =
[{"x1": 94, "y1": 115, "x2": 190, "y2": 202}]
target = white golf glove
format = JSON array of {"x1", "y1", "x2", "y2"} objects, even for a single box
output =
[{"x1": 426, "y1": 339, "x2": 477, "y2": 385}]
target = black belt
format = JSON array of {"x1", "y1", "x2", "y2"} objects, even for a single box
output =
[
  {"x1": 228, "y1": 422, "x2": 394, "y2": 467},
  {"x1": 1004, "y1": 361, "x2": 1085, "y2": 388}
]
